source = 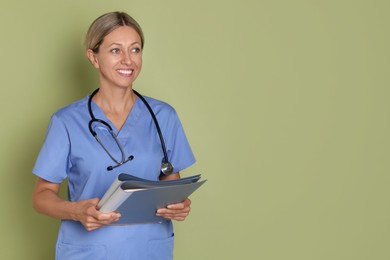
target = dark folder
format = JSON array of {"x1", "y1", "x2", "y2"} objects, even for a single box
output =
[{"x1": 98, "y1": 173, "x2": 206, "y2": 225}]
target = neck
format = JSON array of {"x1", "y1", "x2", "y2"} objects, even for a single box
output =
[
  {"x1": 93, "y1": 87, "x2": 136, "y2": 114},
  {"x1": 92, "y1": 87, "x2": 137, "y2": 131}
]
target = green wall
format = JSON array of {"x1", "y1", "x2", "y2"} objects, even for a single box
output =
[{"x1": 1, "y1": 0, "x2": 389, "y2": 259}]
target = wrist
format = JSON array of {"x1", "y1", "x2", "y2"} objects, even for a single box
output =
[{"x1": 65, "y1": 200, "x2": 81, "y2": 221}]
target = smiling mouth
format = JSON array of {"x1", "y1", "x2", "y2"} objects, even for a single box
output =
[{"x1": 117, "y1": 69, "x2": 134, "y2": 75}]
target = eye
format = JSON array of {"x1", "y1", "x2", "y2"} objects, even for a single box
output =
[
  {"x1": 110, "y1": 48, "x2": 120, "y2": 54},
  {"x1": 131, "y1": 47, "x2": 141, "y2": 54}
]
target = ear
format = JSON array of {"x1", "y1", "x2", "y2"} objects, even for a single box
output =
[{"x1": 86, "y1": 49, "x2": 100, "y2": 69}]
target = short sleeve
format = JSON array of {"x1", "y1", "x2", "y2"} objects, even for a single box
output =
[
  {"x1": 32, "y1": 114, "x2": 70, "y2": 183},
  {"x1": 164, "y1": 109, "x2": 196, "y2": 173}
]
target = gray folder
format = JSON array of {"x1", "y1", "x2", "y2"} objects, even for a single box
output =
[
  {"x1": 99, "y1": 174, "x2": 206, "y2": 225},
  {"x1": 116, "y1": 180, "x2": 206, "y2": 224}
]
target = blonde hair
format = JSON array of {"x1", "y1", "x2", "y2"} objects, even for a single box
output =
[{"x1": 85, "y1": 11, "x2": 144, "y2": 53}]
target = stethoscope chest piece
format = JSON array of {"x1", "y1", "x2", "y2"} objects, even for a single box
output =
[{"x1": 161, "y1": 161, "x2": 174, "y2": 176}]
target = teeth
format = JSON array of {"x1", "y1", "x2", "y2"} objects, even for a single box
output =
[{"x1": 118, "y1": 69, "x2": 133, "y2": 75}]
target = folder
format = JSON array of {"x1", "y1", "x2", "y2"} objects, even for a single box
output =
[{"x1": 97, "y1": 173, "x2": 206, "y2": 225}]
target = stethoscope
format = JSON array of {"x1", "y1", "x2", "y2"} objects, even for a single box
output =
[{"x1": 88, "y1": 88, "x2": 174, "y2": 175}]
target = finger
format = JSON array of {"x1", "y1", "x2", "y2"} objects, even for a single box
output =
[
  {"x1": 96, "y1": 212, "x2": 121, "y2": 221},
  {"x1": 157, "y1": 211, "x2": 190, "y2": 221},
  {"x1": 157, "y1": 211, "x2": 189, "y2": 217},
  {"x1": 86, "y1": 204, "x2": 120, "y2": 221},
  {"x1": 166, "y1": 198, "x2": 191, "y2": 209},
  {"x1": 166, "y1": 202, "x2": 186, "y2": 210},
  {"x1": 157, "y1": 206, "x2": 190, "y2": 214},
  {"x1": 83, "y1": 222, "x2": 102, "y2": 231},
  {"x1": 82, "y1": 213, "x2": 121, "y2": 230},
  {"x1": 85, "y1": 208, "x2": 121, "y2": 222}
]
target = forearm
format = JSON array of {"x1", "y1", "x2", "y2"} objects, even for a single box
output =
[
  {"x1": 32, "y1": 177, "x2": 119, "y2": 231},
  {"x1": 32, "y1": 188, "x2": 78, "y2": 221},
  {"x1": 159, "y1": 172, "x2": 180, "y2": 181},
  {"x1": 32, "y1": 177, "x2": 84, "y2": 221}
]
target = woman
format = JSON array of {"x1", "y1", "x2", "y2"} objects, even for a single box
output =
[{"x1": 32, "y1": 11, "x2": 195, "y2": 259}]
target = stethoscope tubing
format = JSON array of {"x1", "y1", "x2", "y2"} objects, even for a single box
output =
[
  {"x1": 132, "y1": 89, "x2": 169, "y2": 164},
  {"x1": 87, "y1": 88, "x2": 172, "y2": 174}
]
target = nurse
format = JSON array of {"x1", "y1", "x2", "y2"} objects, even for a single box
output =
[{"x1": 32, "y1": 11, "x2": 195, "y2": 259}]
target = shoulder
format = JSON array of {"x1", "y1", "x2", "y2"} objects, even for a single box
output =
[
  {"x1": 44, "y1": 97, "x2": 89, "y2": 133},
  {"x1": 141, "y1": 95, "x2": 178, "y2": 119},
  {"x1": 52, "y1": 96, "x2": 89, "y2": 120}
]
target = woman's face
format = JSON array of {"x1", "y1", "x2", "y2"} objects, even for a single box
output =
[{"x1": 87, "y1": 26, "x2": 143, "y2": 89}]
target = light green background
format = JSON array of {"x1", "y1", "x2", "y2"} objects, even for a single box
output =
[{"x1": 0, "y1": 0, "x2": 389, "y2": 259}]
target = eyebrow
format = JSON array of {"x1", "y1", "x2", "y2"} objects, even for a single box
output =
[{"x1": 109, "y1": 42, "x2": 141, "y2": 47}]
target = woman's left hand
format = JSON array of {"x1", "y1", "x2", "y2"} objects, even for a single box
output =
[{"x1": 156, "y1": 198, "x2": 191, "y2": 221}]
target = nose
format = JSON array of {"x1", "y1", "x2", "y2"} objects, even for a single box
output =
[{"x1": 121, "y1": 51, "x2": 132, "y2": 65}]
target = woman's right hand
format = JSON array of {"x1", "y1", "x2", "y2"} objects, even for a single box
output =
[
  {"x1": 73, "y1": 198, "x2": 121, "y2": 231},
  {"x1": 32, "y1": 177, "x2": 120, "y2": 232}
]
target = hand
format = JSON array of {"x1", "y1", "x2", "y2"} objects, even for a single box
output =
[
  {"x1": 73, "y1": 198, "x2": 121, "y2": 231},
  {"x1": 156, "y1": 198, "x2": 191, "y2": 221}
]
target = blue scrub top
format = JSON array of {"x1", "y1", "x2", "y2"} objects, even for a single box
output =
[{"x1": 33, "y1": 93, "x2": 195, "y2": 260}]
